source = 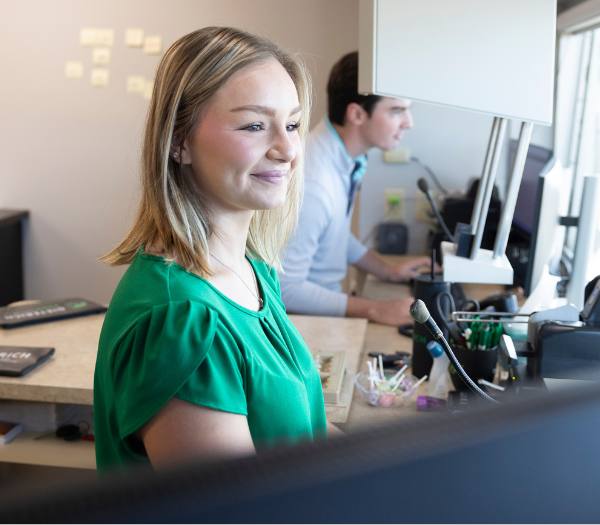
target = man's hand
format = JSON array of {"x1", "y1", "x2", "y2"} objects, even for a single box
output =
[
  {"x1": 367, "y1": 297, "x2": 415, "y2": 326},
  {"x1": 384, "y1": 256, "x2": 434, "y2": 282},
  {"x1": 354, "y1": 251, "x2": 438, "y2": 283},
  {"x1": 347, "y1": 296, "x2": 414, "y2": 326}
]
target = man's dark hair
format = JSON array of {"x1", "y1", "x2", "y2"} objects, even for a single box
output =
[{"x1": 327, "y1": 51, "x2": 381, "y2": 125}]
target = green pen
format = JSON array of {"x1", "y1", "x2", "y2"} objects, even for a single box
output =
[
  {"x1": 493, "y1": 323, "x2": 503, "y2": 348},
  {"x1": 478, "y1": 324, "x2": 491, "y2": 350},
  {"x1": 469, "y1": 324, "x2": 478, "y2": 350}
]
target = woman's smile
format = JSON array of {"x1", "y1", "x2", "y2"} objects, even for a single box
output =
[{"x1": 250, "y1": 170, "x2": 288, "y2": 184}]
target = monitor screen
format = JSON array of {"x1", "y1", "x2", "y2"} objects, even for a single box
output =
[{"x1": 511, "y1": 141, "x2": 553, "y2": 235}]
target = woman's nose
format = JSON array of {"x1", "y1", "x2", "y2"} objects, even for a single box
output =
[{"x1": 267, "y1": 129, "x2": 297, "y2": 163}]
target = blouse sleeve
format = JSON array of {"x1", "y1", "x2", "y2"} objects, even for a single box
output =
[{"x1": 110, "y1": 300, "x2": 245, "y2": 441}]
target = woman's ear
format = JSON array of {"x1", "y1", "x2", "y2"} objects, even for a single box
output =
[
  {"x1": 345, "y1": 102, "x2": 368, "y2": 126},
  {"x1": 179, "y1": 140, "x2": 193, "y2": 165},
  {"x1": 171, "y1": 140, "x2": 192, "y2": 165}
]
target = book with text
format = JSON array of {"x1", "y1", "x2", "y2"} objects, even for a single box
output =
[{"x1": 0, "y1": 346, "x2": 55, "y2": 376}]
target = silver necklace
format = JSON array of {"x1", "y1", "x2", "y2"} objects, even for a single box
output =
[{"x1": 211, "y1": 254, "x2": 263, "y2": 309}]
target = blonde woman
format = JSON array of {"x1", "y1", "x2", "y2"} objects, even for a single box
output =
[{"x1": 94, "y1": 27, "x2": 329, "y2": 472}]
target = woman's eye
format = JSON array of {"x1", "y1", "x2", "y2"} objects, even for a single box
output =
[
  {"x1": 242, "y1": 123, "x2": 265, "y2": 132},
  {"x1": 287, "y1": 121, "x2": 301, "y2": 132}
]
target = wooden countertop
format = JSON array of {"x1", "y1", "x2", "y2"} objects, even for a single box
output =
[
  {"x1": 0, "y1": 313, "x2": 367, "y2": 417},
  {"x1": 0, "y1": 314, "x2": 103, "y2": 404}
]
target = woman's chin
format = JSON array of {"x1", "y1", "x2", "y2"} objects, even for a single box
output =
[
  {"x1": 250, "y1": 189, "x2": 288, "y2": 211},
  {"x1": 252, "y1": 195, "x2": 286, "y2": 211},
  {"x1": 254, "y1": 201, "x2": 285, "y2": 211}
]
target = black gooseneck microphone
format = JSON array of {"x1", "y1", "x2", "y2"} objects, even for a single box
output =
[
  {"x1": 410, "y1": 300, "x2": 498, "y2": 403},
  {"x1": 417, "y1": 178, "x2": 455, "y2": 242}
]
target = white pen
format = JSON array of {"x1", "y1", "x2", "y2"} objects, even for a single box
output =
[
  {"x1": 389, "y1": 373, "x2": 406, "y2": 391},
  {"x1": 367, "y1": 361, "x2": 376, "y2": 390},
  {"x1": 389, "y1": 364, "x2": 408, "y2": 384},
  {"x1": 408, "y1": 374, "x2": 428, "y2": 394}
]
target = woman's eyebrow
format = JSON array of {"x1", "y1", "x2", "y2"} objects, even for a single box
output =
[{"x1": 230, "y1": 104, "x2": 302, "y2": 116}]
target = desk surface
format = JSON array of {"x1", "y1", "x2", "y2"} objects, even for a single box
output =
[
  {"x1": 0, "y1": 313, "x2": 367, "y2": 418},
  {"x1": 0, "y1": 315, "x2": 102, "y2": 404}
]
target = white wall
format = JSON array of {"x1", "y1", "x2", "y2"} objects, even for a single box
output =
[{"x1": 0, "y1": 0, "x2": 359, "y2": 303}]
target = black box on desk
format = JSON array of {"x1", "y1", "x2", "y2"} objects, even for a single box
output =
[
  {"x1": 0, "y1": 210, "x2": 29, "y2": 306},
  {"x1": 376, "y1": 222, "x2": 408, "y2": 254}
]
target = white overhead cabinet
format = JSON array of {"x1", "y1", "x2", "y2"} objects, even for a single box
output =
[{"x1": 358, "y1": 0, "x2": 556, "y2": 124}]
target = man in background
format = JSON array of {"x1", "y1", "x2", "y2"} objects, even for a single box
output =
[{"x1": 280, "y1": 51, "x2": 431, "y2": 326}]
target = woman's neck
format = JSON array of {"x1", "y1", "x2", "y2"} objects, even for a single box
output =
[
  {"x1": 145, "y1": 209, "x2": 252, "y2": 270},
  {"x1": 208, "y1": 211, "x2": 253, "y2": 268}
]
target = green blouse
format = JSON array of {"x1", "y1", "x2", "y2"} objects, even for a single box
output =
[{"x1": 93, "y1": 251, "x2": 327, "y2": 471}]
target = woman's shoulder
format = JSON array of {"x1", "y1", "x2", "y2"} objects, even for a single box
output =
[
  {"x1": 101, "y1": 252, "x2": 220, "y2": 345},
  {"x1": 115, "y1": 250, "x2": 218, "y2": 305}
]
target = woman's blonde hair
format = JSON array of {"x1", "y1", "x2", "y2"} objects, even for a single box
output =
[{"x1": 102, "y1": 26, "x2": 311, "y2": 275}]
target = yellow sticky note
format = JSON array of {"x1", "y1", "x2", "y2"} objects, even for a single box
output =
[
  {"x1": 80, "y1": 28, "x2": 98, "y2": 47},
  {"x1": 65, "y1": 61, "x2": 84, "y2": 79},
  {"x1": 143, "y1": 36, "x2": 162, "y2": 55},
  {"x1": 92, "y1": 47, "x2": 111, "y2": 65},
  {"x1": 125, "y1": 28, "x2": 144, "y2": 47},
  {"x1": 91, "y1": 68, "x2": 110, "y2": 87}
]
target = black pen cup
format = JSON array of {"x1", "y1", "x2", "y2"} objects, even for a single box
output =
[{"x1": 449, "y1": 344, "x2": 499, "y2": 391}]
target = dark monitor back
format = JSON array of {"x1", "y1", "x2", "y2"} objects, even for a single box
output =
[
  {"x1": 4, "y1": 381, "x2": 600, "y2": 523},
  {"x1": 511, "y1": 140, "x2": 553, "y2": 236}
]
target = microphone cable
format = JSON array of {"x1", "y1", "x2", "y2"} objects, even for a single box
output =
[
  {"x1": 417, "y1": 178, "x2": 455, "y2": 242},
  {"x1": 411, "y1": 157, "x2": 449, "y2": 195}
]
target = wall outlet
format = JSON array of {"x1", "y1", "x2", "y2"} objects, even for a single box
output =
[
  {"x1": 384, "y1": 188, "x2": 405, "y2": 221},
  {"x1": 383, "y1": 147, "x2": 411, "y2": 164},
  {"x1": 415, "y1": 192, "x2": 435, "y2": 224}
]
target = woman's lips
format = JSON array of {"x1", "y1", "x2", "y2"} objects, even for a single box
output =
[{"x1": 250, "y1": 171, "x2": 287, "y2": 183}]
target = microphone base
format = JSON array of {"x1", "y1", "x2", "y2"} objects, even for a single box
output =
[
  {"x1": 441, "y1": 241, "x2": 513, "y2": 284},
  {"x1": 411, "y1": 276, "x2": 451, "y2": 378}
]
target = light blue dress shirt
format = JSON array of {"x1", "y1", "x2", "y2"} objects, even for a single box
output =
[{"x1": 279, "y1": 118, "x2": 368, "y2": 316}]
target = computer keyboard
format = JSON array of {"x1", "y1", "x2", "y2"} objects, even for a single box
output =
[{"x1": 0, "y1": 298, "x2": 107, "y2": 328}]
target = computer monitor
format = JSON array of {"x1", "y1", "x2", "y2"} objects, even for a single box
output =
[
  {"x1": 3, "y1": 380, "x2": 600, "y2": 523},
  {"x1": 511, "y1": 141, "x2": 553, "y2": 237},
  {"x1": 523, "y1": 159, "x2": 571, "y2": 299},
  {"x1": 508, "y1": 140, "x2": 571, "y2": 298}
]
